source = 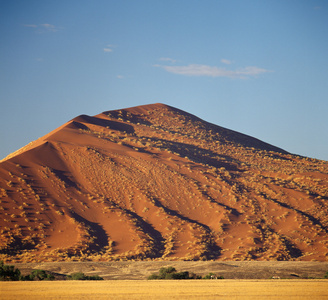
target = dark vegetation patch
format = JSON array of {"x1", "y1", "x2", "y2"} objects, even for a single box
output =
[
  {"x1": 0, "y1": 261, "x2": 103, "y2": 281},
  {"x1": 147, "y1": 266, "x2": 223, "y2": 280}
]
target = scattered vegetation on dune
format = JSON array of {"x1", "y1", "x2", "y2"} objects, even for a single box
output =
[{"x1": 0, "y1": 103, "x2": 328, "y2": 262}]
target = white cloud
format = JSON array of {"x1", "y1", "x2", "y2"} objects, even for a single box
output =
[
  {"x1": 159, "y1": 57, "x2": 177, "y2": 63},
  {"x1": 117, "y1": 75, "x2": 124, "y2": 79},
  {"x1": 154, "y1": 64, "x2": 272, "y2": 79},
  {"x1": 104, "y1": 44, "x2": 116, "y2": 53},
  {"x1": 40, "y1": 23, "x2": 58, "y2": 32},
  {"x1": 221, "y1": 59, "x2": 232, "y2": 65},
  {"x1": 24, "y1": 23, "x2": 60, "y2": 32}
]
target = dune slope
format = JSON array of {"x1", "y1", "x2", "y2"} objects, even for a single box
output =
[{"x1": 0, "y1": 103, "x2": 327, "y2": 262}]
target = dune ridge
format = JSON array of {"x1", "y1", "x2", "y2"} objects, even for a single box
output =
[{"x1": 0, "y1": 103, "x2": 327, "y2": 262}]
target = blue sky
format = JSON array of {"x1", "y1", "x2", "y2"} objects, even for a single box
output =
[{"x1": 1, "y1": 0, "x2": 328, "y2": 161}]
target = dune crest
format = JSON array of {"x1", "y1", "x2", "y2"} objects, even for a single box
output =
[{"x1": 0, "y1": 103, "x2": 327, "y2": 262}]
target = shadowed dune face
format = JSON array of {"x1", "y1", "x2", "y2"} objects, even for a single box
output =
[{"x1": 0, "y1": 103, "x2": 328, "y2": 262}]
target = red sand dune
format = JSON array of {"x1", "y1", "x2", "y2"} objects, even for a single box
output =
[{"x1": 0, "y1": 103, "x2": 327, "y2": 262}]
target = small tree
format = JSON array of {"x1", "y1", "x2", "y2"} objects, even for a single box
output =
[
  {"x1": 170, "y1": 271, "x2": 190, "y2": 279},
  {"x1": 30, "y1": 269, "x2": 54, "y2": 281},
  {"x1": 148, "y1": 266, "x2": 200, "y2": 280},
  {"x1": 203, "y1": 272, "x2": 224, "y2": 279},
  {"x1": 68, "y1": 272, "x2": 87, "y2": 280},
  {"x1": 159, "y1": 267, "x2": 176, "y2": 279},
  {"x1": 147, "y1": 274, "x2": 160, "y2": 280},
  {"x1": 0, "y1": 261, "x2": 21, "y2": 281},
  {"x1": 87, "y1": 274, "x2": 104, "y2": 280}
]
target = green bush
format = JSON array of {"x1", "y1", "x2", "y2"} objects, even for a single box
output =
[
  {"x1": 0, "y1": 262, "x2": 106, "y2": 281},
  {"x1": 203, "y1": 272, "x2": 224, "y2": 279},
  {"x1": 170, "y1": 271, "x2": 190, "y2": 279},
  {"x1": 0, "y1": 261, "x2": 21, "y2": 281},
  {"x1": 147, "y1": 274, "x2": 160, "y2": 280},
  {"x1": 68, "y1": 272, "x2": 86, "y2": 280},
  {"x1": 87, "y1": 275, "x2": 104, "y2": 280},
  {"x1": 147, "y1": 266, "x2": 201, "y2": 280},
  {"x1": 29, "y1": 269, "x2": 55, "y2": 281},
  {"x1": 159, "y1": 266, "x2": 177, "y2": 278}
]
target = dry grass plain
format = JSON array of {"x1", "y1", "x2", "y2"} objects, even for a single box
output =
[{"x1": 1, "y1": 280, "x2": 327, "y2": 299}]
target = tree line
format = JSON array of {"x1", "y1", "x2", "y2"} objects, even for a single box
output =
[{"x1": 0, "y1": 261, "x2": 103, "y2": 281}]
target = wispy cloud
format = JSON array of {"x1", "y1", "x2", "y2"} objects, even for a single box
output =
[
  {"x1": 23, "y1": 23, "x2": 61, "y2": 32},
  {"x1": 117, "y1": 75, "x2": 124, "y2": 79},
  {"x1": 104, "y1": 44, "x2": 116, "y2": 53},
  {"x1": 41, "y1": 23, "x2": 58, "y2": 32},
  {"x1": 159, "y1": 57, "x2": 177, "y2": 63},
  {"x1": 221, "y1": 59, "x2": 232, "y2": 65},
  {"x1": 154, "y1": 64, "x2": 272, "y2": 79}
]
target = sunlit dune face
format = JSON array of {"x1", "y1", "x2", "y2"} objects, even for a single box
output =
[{"x1": 0, "y1": 104, "x2": 327, "y2": 262}]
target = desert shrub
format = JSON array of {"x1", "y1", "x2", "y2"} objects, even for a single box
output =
[
  {"x1": 0, "y1": 262, "x2": 55, "y2": 281},
  {"x1": 159, "y1": 266, "x2": 176, "y2": 278},
  {"x1": 203, "y1": 272, "x2": 224, "y2": 279},
  {"x1": 0, "y1": 261, "x2": 21, "y2": 281},
  {"x1": 68, "y1": 272, "x2": 87, "y2": 280},
  {"x1": 147, "y1": 266, "x2": 201, "y2": 280},
  {"x1": 170, "y1": 271, "x2": 190, "y2": 279},
  {"x1": 147, "y1": 274, "x2": 160, "y2": 280},
  {"x1": 29, "y1": 269, "x2": 54, "y2": 281},
  {"x1": 189, "y1": 272, "x2": 202, "y2": 279},
  {"x1": 324, "y1": 272, "x2": 328, "y2": 279},
  {"x1": 87, "y1": 275, "x2": 104, "y2": 280}
]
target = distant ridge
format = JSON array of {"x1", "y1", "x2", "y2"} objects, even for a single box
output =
[{"x1": 0, "y1": 103, "x2": 327, "y2": 262}]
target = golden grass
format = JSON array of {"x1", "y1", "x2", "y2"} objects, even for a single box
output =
[{"x1": 0, "y1": 280, "x2": 327, "y2": 300}]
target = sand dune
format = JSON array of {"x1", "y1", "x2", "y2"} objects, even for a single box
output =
[{"x1": 0, "y1": 103, "x2": 327, "y2": 262}]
